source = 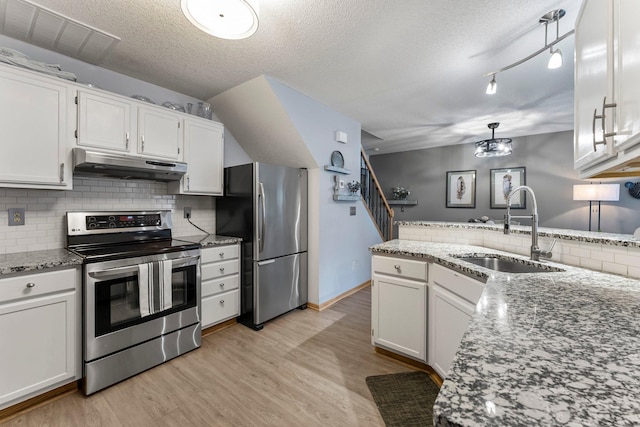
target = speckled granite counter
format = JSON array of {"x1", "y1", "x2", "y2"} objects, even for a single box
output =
[
  {"x1": 0, "y1": 249, "x2": 83, "y2": 276},
  {"x1": 176, "y1": 234, "x2": 242, "y2": 247},
  {"x1": 370, "y1": 239, "x2": 640, "y2": 426},
  {"x1": 396, "y1": 220, "x2": 640, "y2": 248}
]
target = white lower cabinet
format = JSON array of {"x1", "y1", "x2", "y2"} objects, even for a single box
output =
[
  {"x1": 200, "y1": 245, "x2": 241, "y2": 329},
  {"x1": 428, "y1": 263, "x2": 484, "y2": 379},
  {"x1": 0, "y1": 268, "x2": 81, "y2": 410},
  {"x1": 371, "y1": 255, "x2": 428, "y2": 362}
]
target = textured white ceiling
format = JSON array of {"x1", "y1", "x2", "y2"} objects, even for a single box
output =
[{"x1": 3, "y1": 0, "x2": 581, "y2": 155}]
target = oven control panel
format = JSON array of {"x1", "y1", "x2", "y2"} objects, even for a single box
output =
[
  {"x1": 67, "y1": 211, "x2": 171, "y2": 235},
  {"x1": 87, "y1": 214, "x2": 162, "y2": 230}
]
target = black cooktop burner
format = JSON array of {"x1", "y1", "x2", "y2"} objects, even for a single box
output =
[{"x1": 70, "y1": 239, "x2": 200, "y2": 263}]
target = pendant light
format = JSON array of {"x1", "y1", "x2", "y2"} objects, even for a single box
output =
[
  {"x1": 474, "y1": 123, "x2": 512, "y2": 157},
  {"x1": 181, "y1": 0, "x2": 259, "y2": 40}
]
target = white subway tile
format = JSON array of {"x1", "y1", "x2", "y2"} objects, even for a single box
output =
[{"x1": 602, "y1": 262, "x2": 628, "y2": 276}]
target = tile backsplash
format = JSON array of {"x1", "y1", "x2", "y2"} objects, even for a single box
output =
[{"x1": 0, "y1": 178, "x2": 215, "y2": 254}]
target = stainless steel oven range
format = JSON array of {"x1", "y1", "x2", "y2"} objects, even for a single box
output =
[{"x1": 67, "y1": 211, "x2": 201, "y2": 395}]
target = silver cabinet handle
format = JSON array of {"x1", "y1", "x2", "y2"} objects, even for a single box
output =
[
  {"x1": 219, "y1": 300, "x2": 225, "y2": 304},
  {"x1": 219, "y1": 252, "x2": 224, "y2": 258},
  {"x1": 593, "y1": 96, "x2": 617, "y2": 151},
  {"x1": 219, "y1": 267, "x2": 225, "y2": 273},
  {"x1": 125, "y1": 132, "x2": 130, "y2": 149},
  {"x1": 141, "y1": 135, "x2": 145, "y2": 151},
  {"x1": 59, "y1": 163, "x2": 65, "y2": 183},
  {"x1": 394, "y1": 265, "x2": 401, "y2": 270},
  {"x1": 26, "y1": 282, "x2": 35, "y2": 288},
  {"x1": 219, "y1": 283, "x2": 225, "y2": 288}
]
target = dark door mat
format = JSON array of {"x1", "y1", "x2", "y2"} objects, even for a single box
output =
[{"x1": 366, "y1": 371, "x2": 440, "y2": 427}]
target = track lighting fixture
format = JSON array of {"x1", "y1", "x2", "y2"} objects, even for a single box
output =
[{"x1": 482, "y1": 9, "x2": 573, "y2": 94}]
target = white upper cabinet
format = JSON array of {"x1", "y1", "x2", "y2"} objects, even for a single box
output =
[
  {"x1": 575, "y1": 0, "x2": 640, "y2": 177},
  {"x1": 169, "y1": 118, "x2": 224, "y2": 195},
  {"x1": 76, "y1": 89, "x2": 133, "y2": 152},
  {"x1": 612, "y1": 0, "x2": 640, "y2": 152},
  {"x1": 0, "y1": 64, "x2": 72, "y2": 189},
  {"x1": 137, "y1": 106, "x2": 182, "y2": 160}
]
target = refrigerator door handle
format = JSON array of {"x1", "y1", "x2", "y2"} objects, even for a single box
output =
[
  {"x1": 259, "y1": 182, "x2": 266, "y2": 253},
  {"x1": 257, "y1": 259, "x2": 275, "y2": 266}
]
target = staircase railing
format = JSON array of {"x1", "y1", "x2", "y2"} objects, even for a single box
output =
[{"x1": 360, "y1": 147, "x2": 394, "y2": 240}]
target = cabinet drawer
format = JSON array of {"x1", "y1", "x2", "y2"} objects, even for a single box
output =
[
  {"x1": 201, "y1": 259, "x2": 239, "y2": 281},
  {"x1": 430, "y1": 264, "x2": 484, "y2": 304},
  {"x1": 202, "y1": 274, "x2": 239, "y2": 298},
  {"x1": 0, "y1": 269, "x2": 77, "y2": 303},
  {"x1": 373, "y1": 255, "x2": 427, "y2": 281},
  {"x1": 201, "y1": 289, "x2": 239, "y2": 327},
  {"x1": 201, "y1": 245, "x2": 239, "y2": 263}
]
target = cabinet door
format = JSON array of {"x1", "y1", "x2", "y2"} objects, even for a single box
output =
[
  {"x1": 613, "y1": 0, "x2": 640, "y2": 151},
  {"x1": 0, "y1": 66, "x2": 69, "y2": 188},
  {"x1": 371, "y1": 274, "x2": 427, "y2": 362},
  {"x1": 429, "y1": 285, "x2": 474, "y2": 379},
  {"x1": 137, "y1": 106, "x2": 182, "y2": 160},
  {"x1": 574, "y1": 0, "x2": 616, "y2": 170},
  {"x1": 0, "y1": 291, "x2": 76, "y2": 408},
  {"x1": 182, "y1": 119, "x2": 224, "y2": 195},
  {"x1": 76, "y1": 90, "x2": 132, "y2": 152}
]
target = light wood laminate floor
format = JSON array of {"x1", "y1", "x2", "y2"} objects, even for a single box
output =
[{"x1": 3, "y1": 286, "x2": 417, "y2": 426}]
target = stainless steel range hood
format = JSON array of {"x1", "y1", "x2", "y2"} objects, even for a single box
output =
[{"x1": 73, "y1": 148, "x2": 187, "y2": 181}]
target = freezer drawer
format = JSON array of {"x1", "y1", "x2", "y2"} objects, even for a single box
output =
[{"x1": 254, "y1": 252, "x2": 307, "y2": 325}]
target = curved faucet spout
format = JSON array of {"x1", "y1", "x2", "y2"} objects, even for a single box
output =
[
  {"x1": 503, "y1": 185, "x2": 551, "y2": 261},
  {"x1": 508, "y1": 185, "x2": 537, "y2": 214}
]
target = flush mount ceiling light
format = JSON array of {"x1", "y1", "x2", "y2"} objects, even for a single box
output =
[
  {"x1": 181, "y1": 0, "x2": 259, "y2": 40},
  {"x1": 483, "y1": 9, "x2": 572, "y2": 95},
  {"x1": 474, "y1": 123, "x2": 512, "y2": 157}
]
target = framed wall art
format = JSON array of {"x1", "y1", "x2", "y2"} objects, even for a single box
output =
[
  {"x1": 446, "y1": 170, "x2": 476, "y2": 208},
  {"x1": 490, "y1": 167, "x2": 526, "y2": 209}
]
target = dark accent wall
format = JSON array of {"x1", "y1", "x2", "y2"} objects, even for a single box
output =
[{"x1": 370, "y1": 131, "x2": 640, "y2": 234}]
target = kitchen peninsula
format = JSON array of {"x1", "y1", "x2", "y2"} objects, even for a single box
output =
[{"x1": 370, "y1": 222, "x2": 640, "y2": 426}]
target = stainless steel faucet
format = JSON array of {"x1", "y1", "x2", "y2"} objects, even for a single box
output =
[{"x1": 503, "y1": 185, "x2": 555, "y2": 261}]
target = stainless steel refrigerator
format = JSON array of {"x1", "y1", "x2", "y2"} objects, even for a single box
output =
[{"x1": 216, "y1": 162, "x2": 308, "y2": 330}]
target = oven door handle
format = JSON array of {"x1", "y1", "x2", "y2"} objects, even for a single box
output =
[
  {"x1": 88, "y1": 256, "x2": 200, "y2": 279},
  {"x1": 89, "y1": 265, "x2": 139, "y2": 279}
]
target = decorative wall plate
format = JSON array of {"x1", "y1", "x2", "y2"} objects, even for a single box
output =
[{"x1": 331, "y1": 150, "x2": 344, "y2": 168}]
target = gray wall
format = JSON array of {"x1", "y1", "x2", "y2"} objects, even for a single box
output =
[{"x1": 370, "y1": 130, "x2": 640, "y2": 235}]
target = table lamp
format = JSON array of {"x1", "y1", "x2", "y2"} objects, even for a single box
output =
[{"x1": 573, "y1": 184, "x2": 620, "y2": 231}]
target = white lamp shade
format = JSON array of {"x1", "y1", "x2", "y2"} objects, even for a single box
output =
[{"x1": 573, "y1": 184, "x2": 620, "y2": 201}]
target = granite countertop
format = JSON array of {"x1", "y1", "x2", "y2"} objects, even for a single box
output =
[
  {"x1": 176, "y1": 234, "x2": 242, "y2": 247},
  {"x1": 0, "y1": 248, "x2": 83, "y2": 276},
  {"x1": 370, "y1": 239, "x2": 640, "y2": 426},
  {"x1": 396, "y1": 220, "x2": 640, "y2": 248}
]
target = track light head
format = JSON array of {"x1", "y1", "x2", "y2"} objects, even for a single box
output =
[
  {"x1": 548, "y1": 48, "x2": 563, "y2": 69},
  {"x1": 486, "y1": 75, "x2": 497, "y2": 95}
]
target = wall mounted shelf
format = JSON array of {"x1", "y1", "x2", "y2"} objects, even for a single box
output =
[
  {"x1": 324, "y1": 165, "x2": 351, "y2": 174},
  {"x1": 333, "y1": 194, "x2": 361, "y2": 201},
  {"x1": 388, "y1": 200, "x2": 418, "y2": 206}
]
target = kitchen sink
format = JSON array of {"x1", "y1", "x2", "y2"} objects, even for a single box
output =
[{"x1": 455, "y1": 256, "x2": 565, "y2": 274}]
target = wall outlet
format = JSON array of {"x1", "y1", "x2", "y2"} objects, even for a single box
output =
[
  {"x1": 184, "y1": 207, "x2": 192, "y2": 219},
  {"x1": 350, "y1": 206, "x2": 356, "y2": 216},
  {"x1": 8, "y1": 208, "x2": 25, "y2": 226},
  {"x1": 339, "y1": 180, "x2": 345, "y2": 189}
]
